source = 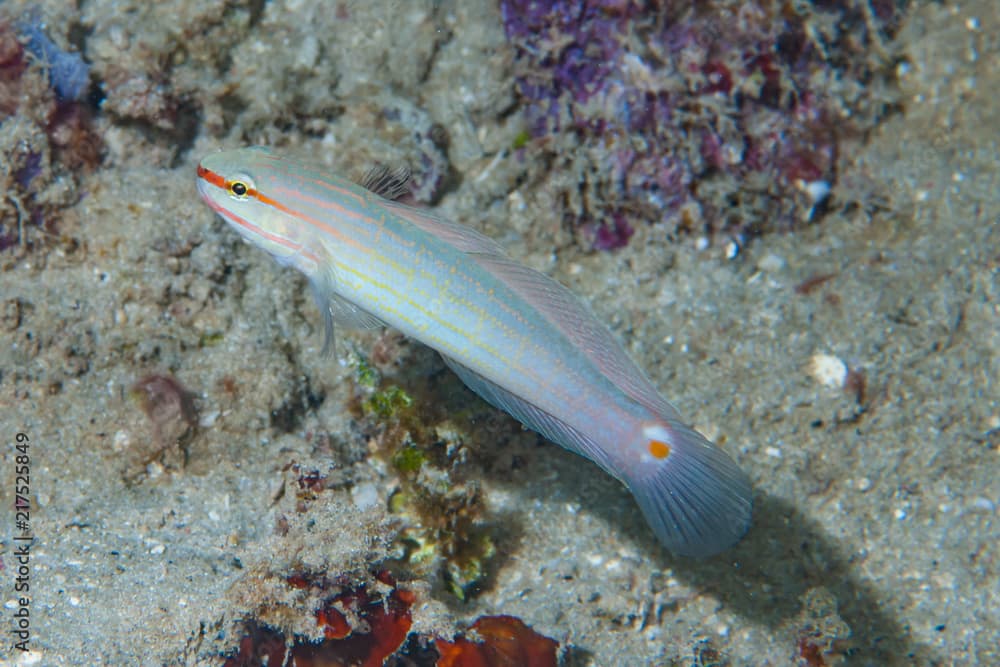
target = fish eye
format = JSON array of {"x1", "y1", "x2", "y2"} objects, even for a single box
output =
[{"x1": 226, "y1": 176, "x2": 254, "y2": 200}]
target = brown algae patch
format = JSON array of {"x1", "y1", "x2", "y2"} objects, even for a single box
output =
[{"x1": 347, "y1": 349, "x2": 508, "y2": 603}]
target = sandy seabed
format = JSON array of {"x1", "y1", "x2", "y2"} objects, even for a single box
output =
[{"x1": 0, "y1": 1, "x2": 996, "y2": 665}]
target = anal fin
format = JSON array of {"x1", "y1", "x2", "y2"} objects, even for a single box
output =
[{"x1": 441, "y1": 355, "x2": 617, "y2": 477}]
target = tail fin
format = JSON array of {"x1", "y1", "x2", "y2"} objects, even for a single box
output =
[{"x1": 624, "y1": 421, "x2": 752, "y2": 557}]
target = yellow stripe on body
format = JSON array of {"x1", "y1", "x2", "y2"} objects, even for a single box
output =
[
  {"x1": 196, "y1": 147, "x2": 754, "y2": 558},
  {"x1": 197, "y1": 149, "x2": 643, "y2": 450},
  {"x1": 259, "y1": 188, "x2": 528, "y2": 380}
]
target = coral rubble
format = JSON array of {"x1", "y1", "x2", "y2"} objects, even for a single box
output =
[{"x1": 500, "y1": 0, "x2": 906, "y2": 249}]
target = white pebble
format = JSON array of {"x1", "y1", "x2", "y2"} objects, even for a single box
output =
[
  {"x1": 14, "y1": 650, "x2": 43, "y2": 665},
  {"x1": 971, "y1": 497, "x2": 995, "y2": 512},
  {"x1": 112, "y1": 430, "x2": 130, "y2": 452},
  {"x1": 295, "y1": 36, "x2": 319, "y2": 69},
  {"x1": 351, "y1": 482, "x2": 378, "y2": 510},
  {"x1": 199, "y1": 410, "x2": 220, "y2": 428},
  {"x1": 809, "y1": 353, "x2": 848, "y2": 388},
  {"x1": 799, "y1": 179, "x2": 831, "y2": 204},
  {"x1": 756, "y1": 253, "x2": 786, "y2": 272}
]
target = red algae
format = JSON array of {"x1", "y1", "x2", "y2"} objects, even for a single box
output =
[
  {"x1": 315, "y1": 605, "x2": 351, "y2": 640},
  {"x1": 297, "y1": 585, "x2": 413, "y2": 667},
  {"x1": 222, "y1": 623, "x2": 287, "y2": 667},
  {"x1": 435, "y1": 616, "x2": 558, "y2": 667},
  {"x1": 225, "y1": 571, "x2": 414, "y2": 667},
  {"x1": 223, "y1": 572, "x2": 558, "y2": 667}
]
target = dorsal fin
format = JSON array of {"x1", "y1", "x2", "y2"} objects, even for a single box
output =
[
  {"x1": 381, "y1": 199, "x2": 509, "y2": 257},
  {"x1": 359, "y1": 164, "x2": 412, "y2": 201},
  {"x1": 471, "y1": 254, "x2": 682, "y2": 422},
  {"x1": 379, "y1": 197, "x2": 678, "y2": 419}
]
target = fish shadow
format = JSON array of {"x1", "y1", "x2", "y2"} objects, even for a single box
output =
[
  {"x1": 459, "y1": 415, "x2": 933, "y2": 662},
  {"x1": 582, "y1": 475, "x2": 941, "y2": 665},
  {"x1": 377, "y1": 352, "x2": 935, "y2": 663}
]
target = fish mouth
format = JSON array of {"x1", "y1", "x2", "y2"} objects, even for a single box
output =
[{"x1": 195, "y1": 176, "x2": 210, "y2": 202}]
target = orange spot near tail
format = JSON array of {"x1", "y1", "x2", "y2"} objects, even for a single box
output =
[{"x1": 648, "y1": 439, "x2": 671, "y2": 459}]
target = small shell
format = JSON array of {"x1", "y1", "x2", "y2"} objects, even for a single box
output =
[{"x1": 809, "y1": 353, "x2": 848, "y2": 388}]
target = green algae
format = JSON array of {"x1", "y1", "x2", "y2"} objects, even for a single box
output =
[
  {"x1": 349, "y1": 350, "x2": 498, "y2": 600},
  {"x1": 392, "y1": 444, "x2": 426, "y2": 474}
]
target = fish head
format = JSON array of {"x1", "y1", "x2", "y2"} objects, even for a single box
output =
[{"x1": 196, "y1": 147, "x2": 309, "y2": 268}]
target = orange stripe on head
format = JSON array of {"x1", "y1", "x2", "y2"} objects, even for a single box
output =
[
  {"x1": 197, "y1": 163, "x2": 366, "y2": 253},
  {"x1": 272, "y1": 184, "x2": 370, "y2": 224},
  {"x1": 196, "y1": 164, "x2": 227, "y2": 190},
  {"x1": 197, "y1": 165, "x2": 260, "y2": 200},
  {"x1": 253, "y1": 189, "x2": 368, "y2": 252}
]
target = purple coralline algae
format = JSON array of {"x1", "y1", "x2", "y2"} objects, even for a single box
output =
[
  {"x1": 0, "y1": 15, "x2": 100, "y2": 253},
  {"x1": 500, "y1": 0, "x2": 905, "y2": 250},
  {"x1": 19, "y1": 18, "x2": 91, "y2": 102}
]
